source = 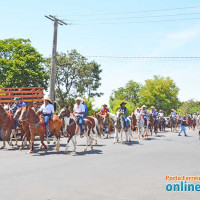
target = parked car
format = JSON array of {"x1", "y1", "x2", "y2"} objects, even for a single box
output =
[{"x1": 164, "y1": 117, "x2": 170, "y2": 128}]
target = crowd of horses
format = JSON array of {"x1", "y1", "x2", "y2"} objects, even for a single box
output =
[{"x1": 0, "y1": 104, "x2": 199, "y2": 154}]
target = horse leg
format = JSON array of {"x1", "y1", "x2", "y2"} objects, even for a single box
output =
[
  {"x1": 1, "y1": 129, "x2": 6, "y2": 148},
  {"x1": 113, "y1": 128, "x2": 118, "y2": 144},
  {"x1": 29, "y1": 135, "x2": 35, "y2": 153},
  {"x1": 19, "y1": 133, "x2": 26, "y2": 150},
  {"x1": 64, "y1": 135, "x2": 73, "y2": 154},
  {"x1": 40, "y1": 135, "x2": 47, "y2": 151},
  {"x1": 71, "y1": 136, "x2": 76, "y2": 152},
  {"x1": 13, "y1": 129, "x2": 18, "y2": 145},
  {"x1": 9, "y1": 129, "x2": 14, "y2": 146}
]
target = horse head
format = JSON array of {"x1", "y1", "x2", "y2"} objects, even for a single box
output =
[
  {"x1": 58, "y1": 106, "x2": 71, "y2": 119},
  {"x1": 13, "y1": 107, "x2": 22, "y2": 120}
]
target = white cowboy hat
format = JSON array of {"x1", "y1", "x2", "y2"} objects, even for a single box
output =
[
  {"x1": 142, "y1": 105, "x2": 146, "y2": 108},
  {"x1": 44, "y1": 96, "x2": 53, "y2": 104},
  {"x1": 151, "y1": 106, "x2": 155, "y2": 109},
  {"x1": 76, "y1": 97, "x2": 82, "y2": 101},
  {"x1": 137, "y1": 107, "x2": 140, "y2": 109}
]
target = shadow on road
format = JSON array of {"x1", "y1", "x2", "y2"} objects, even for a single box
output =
[
  {"x1": 123, "y1": 140, "x2": 141, "y2": 146},
  {"x1": 72, "y1": 149, "x2": 103, "y2": 156}
]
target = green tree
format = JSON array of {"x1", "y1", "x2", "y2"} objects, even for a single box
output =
[
  {"x1": 46, "y1": 50, "x2": 103, "y2": 107},
  {"x1": 109, "y1": 80, "x2": 142, "y2": 115},
  {"x1": 178, "y1": 100, "x2": 200, "y2": 115},
  {"x1": 0, "y1": 38, "x2": 49, "y2": 89},
  {"x1": 139, "y1": 75, "x2": 180, "y2": 115}
]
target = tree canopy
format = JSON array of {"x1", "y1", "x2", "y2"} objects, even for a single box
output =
[
  {"x1": 46, "y1": 49, "x2": 103, "y2": 107},
  {"x1": 178, "y1": 100, "x2": 200, "y2": 115},
  {"x1": 0, "y1": 38, "x2": 49, "y2": 89},
  {"x1": 109, "y1": 76, "x2": 180, "y2": 115},
  {"x1": 139, "y1": 75, "x2": 180, "y2": 114}
]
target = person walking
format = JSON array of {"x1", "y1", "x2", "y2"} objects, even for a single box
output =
[{"x1": 178, "y1": 115, "x2": 187, "y2": 136}]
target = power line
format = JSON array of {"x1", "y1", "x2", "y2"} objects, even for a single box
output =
[
  {"x1": 72, "y1": 17, "x2": 200, "y2": 25},
  {"x1": 60, "y1": 5, "x2": 200, "y2": 17},
  {"x1": 85, "y1": 56, "x2": 200, "y2": 59},
  {"x1": 68, "y1": 12, "x2": 200, "y2": 22}
]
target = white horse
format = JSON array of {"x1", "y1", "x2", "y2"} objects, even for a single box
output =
[
  {"x1": 63, "y1": 115, "x2": 95, "y2": 153},
  {"x1": 113, "y1": 112, "x2": 132, "y2": 144},
  {"x1": 135, "y1": 113, "x2": 144, "y2": 139}
]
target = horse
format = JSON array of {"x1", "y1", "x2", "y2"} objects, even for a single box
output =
[
  {"x1": 131, "y1": 113, "x2": 137, "y2": 133},
  {"x1": 93, "y1": 113, "x2": 105, "y2": 137},
  {"x1": 192, "y1": 114, "x2": 198, "y2": 130},
  {"x1": 103, "y1": 112, "x2": 113, "y2": 138},
  {"x1": 19, "y1": 106, "x2": 62, "y2": 153},
  {"x1": 158, "y1": 116, "x2": 165, "y2": 132},
  {"x1": 58, "y1": 107, "x2": 95, "y2": 153},
  {"x1": 169, "y1": 114, "x2": 176, "y2": 132},
  {"x1": 186, "y1": 116, "x2": 193, "y2": 130},
  {"x1": 113, "y1": 112, "x2": 132, "y2": 144},
  {"x1": 0, "y1": 104, "x2": 17, "y2": 148},
  {"x1": 149, "y1": 114, "x2": 158, "y2": 136},
  {"x1": 13, "y1": 108, "x2": 31, "y2": 150}
]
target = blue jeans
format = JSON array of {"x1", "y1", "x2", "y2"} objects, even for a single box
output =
[
  {"x1": 123, "y1": 116, "x2": 129, "y2": 129},
  {"x1": 43, "y1": 114, "x2": 51, "y2": 125},
  {"x1": 77, "y1": 116, "x2": 84, "y2": 133},
  {"x1": 179, "y1": 126, "x2": 187, "y2": 136}
]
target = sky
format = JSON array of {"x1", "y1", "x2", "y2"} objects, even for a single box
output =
[{"x1": 0, "y1": 0, "x2": 200, "y2": 107}]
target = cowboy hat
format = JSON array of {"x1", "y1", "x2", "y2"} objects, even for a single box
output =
[
  {"x1": 76, "y1": 97, "x2": 82, "y2": 101},
  {"x1": 151, "y1": 106, "x2": 155, "y2": 109},
  {"x1": 14, "y1": 97, "x2": 21, "y2": 101},
  {"x1": 142, "y1": 105, "x2": 146, "y2": 108},
  {"x1": 103, "y1": 104, "x2": 107, "y2": 107},
  {"x1": 137, "y1": 107, "x2": 140, "y2": 109},
  {"x1": 44, "y1": 96, "x2": 53, "y2": 104},
  {"x1": 120, "y1": 102, "x2": 127, "y2": 105}
]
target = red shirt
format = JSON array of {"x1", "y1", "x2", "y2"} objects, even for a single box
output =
[{"x1": 101, "y1": 108, "x2": 109, "y2": 115}]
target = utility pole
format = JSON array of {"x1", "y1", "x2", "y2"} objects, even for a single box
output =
[{"x1": 45, "y1": 15, "x2": 68, "y2": 101}]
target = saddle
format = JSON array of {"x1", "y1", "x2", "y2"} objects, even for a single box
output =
[{"x1": 40, "y1": 115, "x2": 53, "y2": 127}]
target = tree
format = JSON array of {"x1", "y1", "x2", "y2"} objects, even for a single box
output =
[
  {"x1": 178, "y1": 100, "x2": 200, "y2": 115},
  {"x1": 46, "y1": 50, "x2": 103, "y2": 106},
  {"x1": 139, "y1": 75, "x2": 180, "y2": 115},
  {"x1": 0, "y1": 38, "x2": 49, "y2": 89},
  {"x1": 109, "y1": 80, "x2": 142, "y2": 115}
]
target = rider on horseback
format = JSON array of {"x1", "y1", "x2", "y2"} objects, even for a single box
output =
[
  {"x1": 140, "y1": 105, "x2": 148, "y2": 126},
  {"x1": 38, "y1": 97, "x2": 54, "y2": 137},
  {"x1": 158, "y1": 110, "x2": 164, "y2": 118},
  {"x1": 73, "y1": 97, "x2": 85, "y2": 137},
  {"x1": 134, "y1": 107, "x2": 140, "y2": 114},
  {"x1": 171, "y1": 109, "x2": 176, "y2": 123},
  {"x1": 150, "y1": 106, "x2": 158, "y2": 124},
  {"x1": 101, "y1": 104, "x2": 110, "y2": 115},
  {"x1": 10, "y1": 97, "x2": 26, "y2": 113},
  {"x1": 117, "y1": 102, "x2": 129, "y2": 130}
]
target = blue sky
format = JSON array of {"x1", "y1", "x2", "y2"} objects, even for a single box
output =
[{"x1": 1, "y1": 0, "x2": 200, "y2": 107}]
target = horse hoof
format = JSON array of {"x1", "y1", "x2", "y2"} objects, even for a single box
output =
[
  {"x1": 19, "y1": 147, "x2": 23, "y2": 151},
  {"x1": 91, "y1": 146, "x2": 93, "y2": 150},
  {"x1": 47, "y1": 141, "x2": 50, "y2": 144},
  {"x1": 53, "y1": 141, "x2": 56, "y2": 145},
  {"x1": 28, "y1": 150, "x2": 33, "y2": 154},
  {"x1": 64, "y1": 150, "x2": 68, "y2": 154},
  {"x1": 83, "y1": 148, "x2": 87, "y2": 152}
]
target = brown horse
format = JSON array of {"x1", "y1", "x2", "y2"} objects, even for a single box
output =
[
  {"x1": 13, "y1": 108, "x2": 31, "y2": 150},
  {"x1": 131, "y1": 113, "x2": 137, "y2": 132},
  {"x1": 87, "y1": 116, "x2": 100, "y2": 144},
  {"x1": 58, "y1": 107, "x2": 95, "y2": 153},
  {"x1": 158, "y1": 117, "x2": 165, "y2": 132},
  {"x1": 149, "y1": 113, "x2": 158, "y2": 136},
  {"x1": 169, "y1": 115, "x2": 176, "y2": 132},
  {"x1": 93, "y1": 113, "x2": 105, "y2": 137},
  {"x1": 19, "y1": 106, "x2": 62, "y2": 153},
  {"x1": 103, "y1": 112, "x2": 112, "y2": 138},
  {"x1": 0, "y1": 104, "x2": 17, "y2": 148},
  {"x1": 186, "y1": 117, "x2": 194, "y2": 130}
]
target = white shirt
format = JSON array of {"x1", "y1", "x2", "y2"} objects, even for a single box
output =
[
  {"x1": 158, "y1": 113, "x2": 164, "y2": 117},
  {"x1": 73, "y1": 103, "x2": 85, "y2": 117},
  {"x1": 39, "y1": 103, "x2": 54, "y2": 114}
]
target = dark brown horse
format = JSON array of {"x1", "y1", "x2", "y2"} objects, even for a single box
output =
[
  {"x1": 13, "y1": 108, "x2": 31, "y2": 150},
  {"x1": 103, "y1": 112, "x2": 112, "y2": 138},
  {"x1": 186, "y1": 116, "x2": 194, "y2": 129},
  {"x1": 158, "y1": 117, "x2": 165, "y2": 132},
  {"x1": 93, "y1": 113, "x2": 105, "y2": 137},
  {"x1": 58, "y1": 107, "x2": 95, "y2": 153},
  {"x1": 0, "y1": 104, "x2": 17, "y2": 148},
  {"x1": 169, "y1": 115, "x2": 176, "y2": 132},
  {"x1": 19, "y1": 106, "x2": 63, "y2": 153},
  {"x1": 149, "y1": 113, "x2": 158, "y2": 136},
  {"x1": 131, "y1": 113, "x2": 137, "y2": 132}
]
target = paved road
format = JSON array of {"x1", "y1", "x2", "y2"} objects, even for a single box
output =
[{"x1": 0, "y1": 128, "x2": 200, "y2": 200}]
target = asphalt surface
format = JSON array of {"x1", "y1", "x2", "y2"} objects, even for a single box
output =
[{"x1": 0, "y1": 128, "x2": 200, "y2": 200}]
